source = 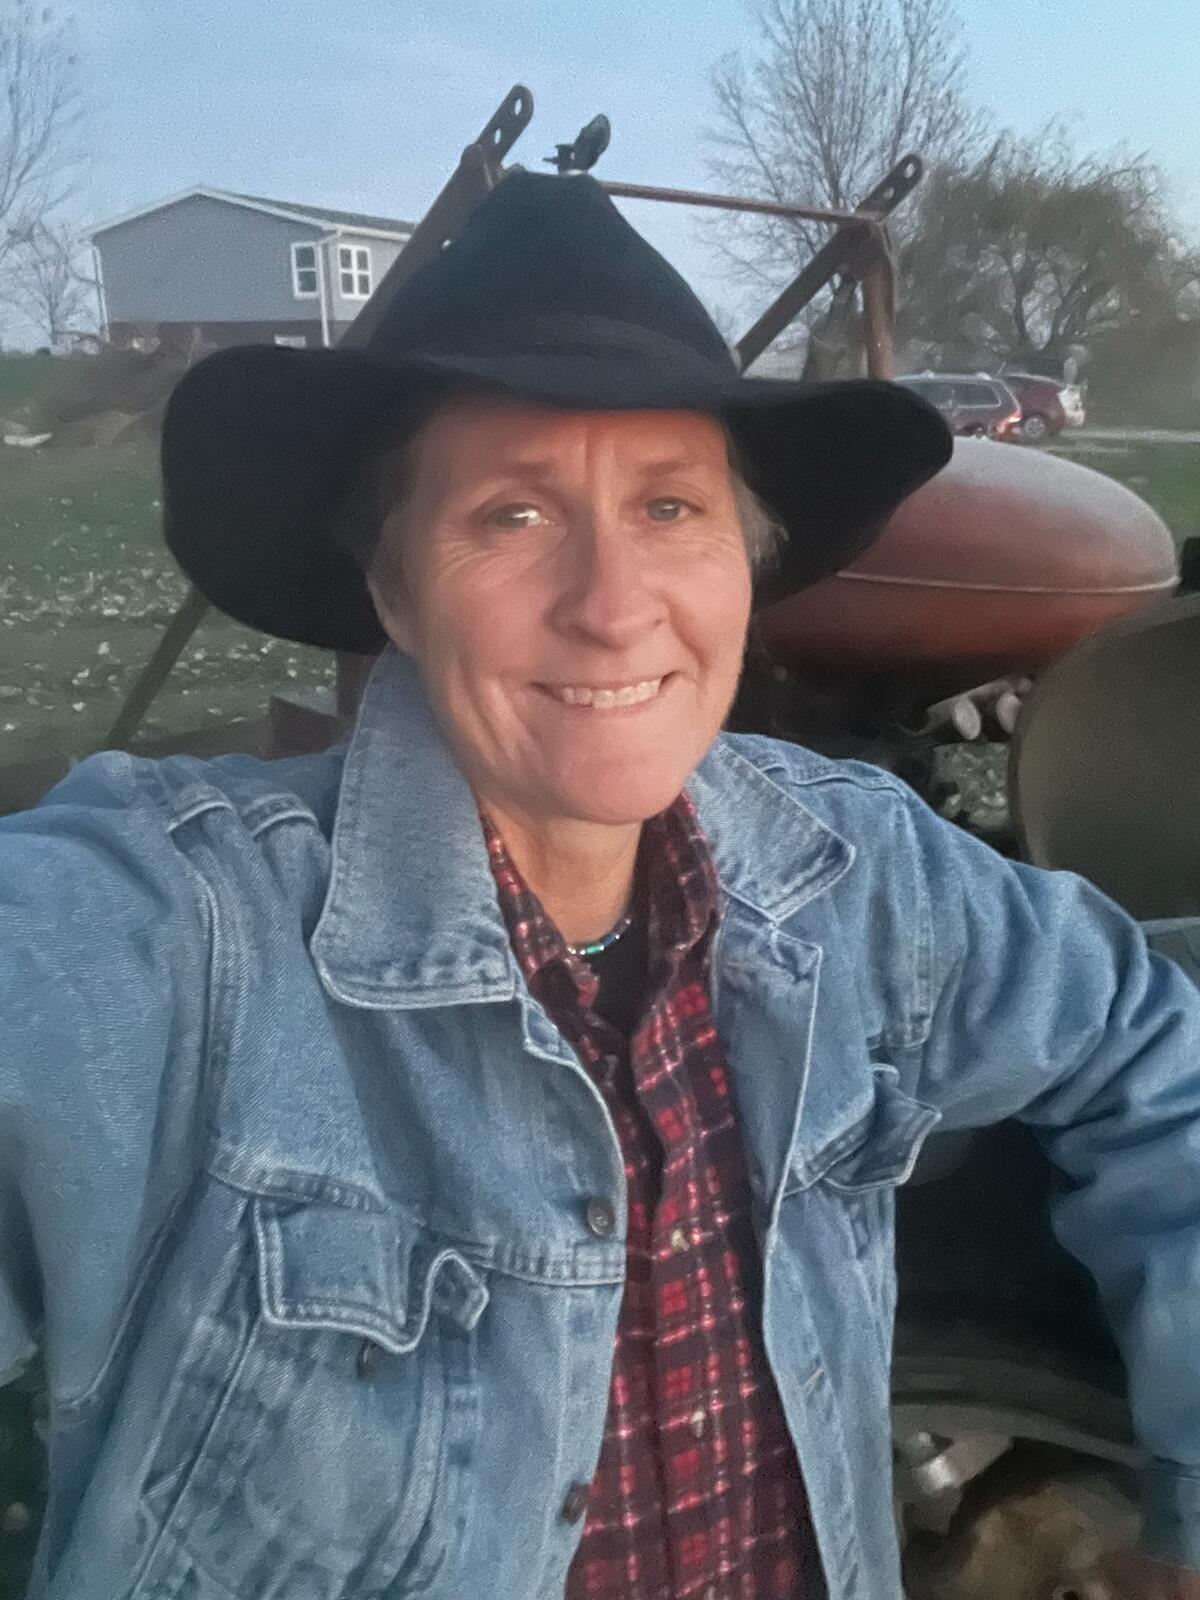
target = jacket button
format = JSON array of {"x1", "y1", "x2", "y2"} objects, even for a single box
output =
[
  {"x1": 584, "y1": 1196, "x2": 617, "y2": 1238},
  {"x1": 356, "y1": 1338, "x2": 388, "y2": 1379},
  {"x1": 560, "y1": 1482, "x2": 591, "y2": 1524}
]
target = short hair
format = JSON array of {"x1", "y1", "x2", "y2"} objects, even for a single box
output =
[
  {"x1": 730, "y1": 454, "x2": 785, "y2": 575},
  {"x1": 332, "y1": 404, "x2": 785, "y2": 580}
]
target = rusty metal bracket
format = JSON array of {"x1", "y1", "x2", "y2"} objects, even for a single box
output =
[
  {"x1": 734, "y1": 154, "x2": 923, "y2": 375},
  {"x1": 600, "y1": 180, "x2": 895, "y2": 230},
  {"x1": 343, "y1": 84, "x2": 534, "y2": 349},
  {"x1": 102, "y1": 583, "x2": 211, "y2": 749}
]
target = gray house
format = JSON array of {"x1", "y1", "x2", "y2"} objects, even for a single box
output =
[{"x1": 86, "y1": 188, "x2": 414, "y2": 350}]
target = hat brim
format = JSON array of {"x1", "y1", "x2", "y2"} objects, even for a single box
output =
[{"x1": 162, "y1": 343, "x2": 951, "y2": 652}]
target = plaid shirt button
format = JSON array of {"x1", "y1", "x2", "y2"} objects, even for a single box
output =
[
  {"x1": 689, "y1": 1406, "x2": 708, "y2": 1438},
  {"x1": 669, "y1": 1226, "x2": 690, "y2": 1254}
]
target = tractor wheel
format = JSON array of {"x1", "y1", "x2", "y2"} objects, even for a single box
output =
[
  {"x1": 893, "y1": 1323, "x2": 1139, "y2": 1599},
  {"x1": 902, "y1": 1453, "x2": 1139, "y2": 1600}
]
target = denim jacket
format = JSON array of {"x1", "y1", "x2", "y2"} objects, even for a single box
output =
[{"x1": 4, "y1": 648, "x2": 1200, "y2": 1600}]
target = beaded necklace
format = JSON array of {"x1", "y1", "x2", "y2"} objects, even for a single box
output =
[{"x1": 566, "y1": 913, "x2": 634, "y2": 960}]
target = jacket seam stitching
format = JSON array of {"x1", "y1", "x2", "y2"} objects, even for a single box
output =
[{"x1": 51, "y1": 1178, "x2": 198, "y2": 1417}]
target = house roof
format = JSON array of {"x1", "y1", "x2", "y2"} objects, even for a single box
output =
[
  {"x1": 87, "y1": 186, "x2": 415, "y2": 242},
  {"x1": 230, "y1": 193, "x2": 416, "y2": 235}
]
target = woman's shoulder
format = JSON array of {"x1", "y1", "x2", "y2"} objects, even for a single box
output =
[
  {"x1": 712, "y1": 730, "x2": 914, "y2": 814},
  {"x1": 1, "y1": 743, "x2": 349, "y2": 921},
  {"x1": 704, "y1": 731, "x2": 959, "y2": 889},
  {"x1": 27, "y1": 741, "x2": 346, "y2": 839}
]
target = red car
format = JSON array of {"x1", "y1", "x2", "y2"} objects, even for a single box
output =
[
  {"x1": 897, "y1": 374, "x2": 1024, "y2": 440},
  {"x1": 1000, "y1": 372, "x2": 1087, "y2": 443}
]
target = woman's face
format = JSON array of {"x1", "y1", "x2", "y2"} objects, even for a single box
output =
[{"x1": 368, "y1": 399, "x2": 753, "y2": 829}]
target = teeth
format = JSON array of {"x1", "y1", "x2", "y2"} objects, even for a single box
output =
[{"x1": 551, "y1": 678, "x2": 662, "y2": 708}]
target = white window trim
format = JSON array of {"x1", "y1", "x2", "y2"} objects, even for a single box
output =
[
  {"x1": 291, "y1": 241, "x2": 319, "y2": 299},
  {"x1": 338, "y1": 243, "x2": 372, "y2": 301}
]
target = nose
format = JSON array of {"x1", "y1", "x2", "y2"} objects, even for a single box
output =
[{"x1": 549, "y1": 511, "x2": 666, "y2": 651}]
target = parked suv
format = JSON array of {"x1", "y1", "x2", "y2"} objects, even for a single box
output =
[
  {"x1": 1000, "y1": 370, "x2": 1087, "y2": 442},
  {"x1": 896, "y1": 373, "x2": 1023, "y2": 440}
]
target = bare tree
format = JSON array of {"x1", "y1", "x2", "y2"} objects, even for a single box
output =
[
  {"x1": 707, "y1": 0, "x2": 985, "y2": 371},
  {"x1": 4, "y1": 217, "x2": 96, "y2": 344},
  {"x1": 0, "y1": 2, "x2": 80, "y2": 272},
  {"x1": 897, "y1": 130, "x2": 1200, "y2": 367}
]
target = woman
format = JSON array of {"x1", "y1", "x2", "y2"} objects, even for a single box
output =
[{"x1": 3, "y1": 172, "x2": 1200, "y2": 1600}]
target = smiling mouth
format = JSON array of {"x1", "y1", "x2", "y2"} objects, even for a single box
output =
[{"x1": 540, "y1": 676, "x2": 668, "y2": 709}]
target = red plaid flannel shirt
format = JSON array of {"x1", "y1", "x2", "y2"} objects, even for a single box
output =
[{"x1": 485, "y1": 797, "x2": 822, "y2": 1600}]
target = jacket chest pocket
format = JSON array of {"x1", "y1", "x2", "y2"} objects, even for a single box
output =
[
  {"x1": 805, "y1": 1070, "x2": 942, "y2": 1248},
  {"x1": 779, "y1": 1071, "x2": 941, "y2": 1352},
  {"x1": 135, "y1": 1194, "x2": 488, "y2": 1600}
]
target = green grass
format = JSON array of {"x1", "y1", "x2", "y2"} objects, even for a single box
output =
[
  {"x1": 0, "y1": 443, "x2": 333, "y2": 762},
  {"x1": 1051, "y1": 438, "x2": 1200, "y2": 546},
  {"x1": 0, "y1": 353, "x2": 65, "y2": 427}
]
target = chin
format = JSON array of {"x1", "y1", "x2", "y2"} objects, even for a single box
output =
[{"x1": 559, "y1": 771, "x2": 692, "y2": 827}]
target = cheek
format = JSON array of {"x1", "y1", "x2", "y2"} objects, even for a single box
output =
[
  {"x1": 392, "y1": 559, "x2": 543, "y2": 693},
  {"x1": 680, "y1": 553, "x2": 753, "y2": 678}
]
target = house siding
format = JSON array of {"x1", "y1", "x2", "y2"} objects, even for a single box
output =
[
  {"x1": 93, "y1": 197, "x2": 410, "y2": 346},
  {"x1": 94, "y1": 195, "x2": 330, "y2": 327}
]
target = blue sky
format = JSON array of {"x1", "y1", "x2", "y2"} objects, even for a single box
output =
[{"x1": 75, "y1": 0, "x2": 1199, "y2": 331}]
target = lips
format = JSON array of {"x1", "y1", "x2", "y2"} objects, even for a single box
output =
[{"x1": 542, "y1": 677, "x2": 665, "y2": 709}]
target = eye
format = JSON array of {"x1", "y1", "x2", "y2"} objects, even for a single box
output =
[
  {"x1": 645, "y1": 497, "x2": 692, "y2": 523},
  {"x1": 485, "y1": 502, "x2": 545, "y2": 529}
]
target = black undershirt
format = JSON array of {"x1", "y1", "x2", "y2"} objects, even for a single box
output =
[{"x1": 582, "y1": 919, "x2": 650, "y2": 1038}]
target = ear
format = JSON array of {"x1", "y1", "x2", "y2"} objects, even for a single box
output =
[{"x1": 366, "y1": 569, "x2": 417, "y2": 655}]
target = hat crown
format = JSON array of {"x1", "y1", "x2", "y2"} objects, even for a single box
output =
[{"x1": 373, "y1": 171, "x2": 737, "y2": 372}]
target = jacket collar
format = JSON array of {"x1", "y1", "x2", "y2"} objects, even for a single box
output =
[{"x1": 311, "y1": 649, "x2": 854, "y2": 1009}]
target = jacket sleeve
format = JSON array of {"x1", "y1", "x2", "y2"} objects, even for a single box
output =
[
  {"x1": 902, "y1": 794, "x2": 1200, "y2": 1569},
  {"x1": 0, "y1": 755, "x2": 210, "y2": 1400}
]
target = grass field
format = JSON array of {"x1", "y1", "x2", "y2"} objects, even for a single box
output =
[
  {"x1": 0, "y1": 352, "x2": 64, "y2": 426},
  {"x1": 0, "y1": 418, "x2": 1196, "y2": 765},
  {"x1": 1051, "y1": 436, "x2": 1200, "y2": 541},
  {"x1": 0, "y1": 441, "x2": 333, "y2": 762}
]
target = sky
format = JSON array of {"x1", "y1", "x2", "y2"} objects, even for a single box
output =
[{"x1": 62, "y1": 0, "x2": 1200, "y2": 338}]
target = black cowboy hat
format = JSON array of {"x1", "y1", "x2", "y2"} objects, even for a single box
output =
[{"x1": 161, "y1": 171, "x2": 951, "y2": 652}]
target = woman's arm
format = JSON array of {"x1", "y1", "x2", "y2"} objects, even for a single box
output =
[
  {"x1": 901, "y1": 794, "x2": 1200, "y2": 1571},
  {"x1": 0, "y1": 755, "x2": 210, "y2": 1399}
]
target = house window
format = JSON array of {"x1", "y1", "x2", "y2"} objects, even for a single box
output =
[
  {"x1": 338, "y1": 244, "x2": 372, "y2": 300},
  {"x1": 291, "y1": 242, "x2": 319, "y2": 298}
]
